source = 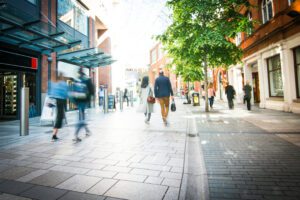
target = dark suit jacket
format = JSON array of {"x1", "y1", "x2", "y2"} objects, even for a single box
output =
[
  {"x1": 225, "y1": 85, "x2": 236, "y2": 99},
  {"x1": 154, "y1": 75, "x2": 174, "y2": 98}
]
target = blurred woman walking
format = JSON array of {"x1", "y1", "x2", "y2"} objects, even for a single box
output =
[{"x1": 138, "y1": 76, "x2": 154, "y2": 124}]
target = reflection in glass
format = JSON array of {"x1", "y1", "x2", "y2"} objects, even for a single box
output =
[{"x1": 268, "y1": 55, "x2": 283, "y2": 97}]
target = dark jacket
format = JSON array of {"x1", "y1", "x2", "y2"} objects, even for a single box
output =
[
  {"x1": 77, "y1": 75, "x2": 94, "y2": 103},
  {"x1": 154, "y1": 75, "x2": 173, "y2": 98},
  {"x1": 243, "y1": 84, "x2": 252, "y2": 98},
  {"x1": 225, "y1": 85, "x2": 236, "y2": 99}
]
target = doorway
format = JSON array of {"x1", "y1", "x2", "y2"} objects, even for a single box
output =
[{"x1": 252, "y1": 72, "x2": 260, "y2": 103}]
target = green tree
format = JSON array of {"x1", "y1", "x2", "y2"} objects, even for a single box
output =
[{"x1": 157, "y1": 0, "x2": 253, "y2": 112}]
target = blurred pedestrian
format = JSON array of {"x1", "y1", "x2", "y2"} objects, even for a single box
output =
[
  {"x1": 138, "y1": 76, "x2": 154, "y2": 124},
  {"x1": 225, "y1": 82, "x2": 236, "y2": 109},
  {"x1": 243, "y1": 81, "x2": 252, "y2": 110},
  {"x1": 123, "y1": 88, "x2": 129, "y2": 106},
  {"x1": 154, "y1": 70, "x2": 174, "y2": 126},
  {"x1": 48, "y1": 73, "x2": 68, "y2": 141},
  {"x1": 70, "y1": 68, "x2": 94, "y2": 142},
  {"x1": 98, "y1": 86, "x2": 104, "y2": 107},
  {"x1": 208, "y1": 83, "x2": 216, "y2": 109}
]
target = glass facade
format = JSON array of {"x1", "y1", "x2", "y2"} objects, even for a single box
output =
[
  {"x1": 267, "y1": 55, "x2": 283, "y2": 97},
  {"x1": 57, "y1": 0, "x2": 88, "y2": 36},
  {"x1": 294, "y1": 47, "x2": 300, "y2": 97}
]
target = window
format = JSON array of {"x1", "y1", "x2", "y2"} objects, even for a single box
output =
[
  {"x1": 58, "y1": 0, "x2": 88, "y2": 35},
  {"x1": 27, "y1": 0, "x2": 37, "y2": 4},
  {"x1": 246, "y1": 11, "x2": 253, "y2": 36},
  {"x1": 267, "y1": 55, "x2": 283, "y2": 97},
  {"x1": 289, "y1": 0, "x2": 296, "y2": 6},
  {"x1": 235, "y1": 32, "x2": 242, "y2": 46},
  {"x1": 262, "y1": 0, "x2": 273, "y2": 23},
  {"x1": 294, "y1": 47, "x2": 300, "y2": 97}
]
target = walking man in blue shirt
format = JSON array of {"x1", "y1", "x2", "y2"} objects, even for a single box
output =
[{"x1": 154, "y1": 70, "x2": 174, "y2": 126}]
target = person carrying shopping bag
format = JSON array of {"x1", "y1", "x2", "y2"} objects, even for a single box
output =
[{"x1": 138, "y1": 76, "x2": 154, "y2": 124}]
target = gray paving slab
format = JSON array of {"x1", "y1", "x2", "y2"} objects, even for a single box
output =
[
  {"x1": 0, "y1": 166, "x2": 36, "y2": 180},
  {"x1": 0, "y1": 180, "x2": 34, "y2": 195},
  {"x1": 87, "y1": 178, "x2": 118, "y2": 195},
  {"x1": 58, "y1": 191, "x2": 105, "y2": 200},
  {"x1": 56, "y1": 175, "x2": 101, "y2": 192},
  {"x1": 0, "y1": 193, "x2": 32, "y2": 200},
  {"x1": 29, "y1": 171, "x2": 75, "y2": 187},
  {"x1": 105, "y1": 180, "x2": 168, "y2": 200},
  {"x1": 20, "y1": 185, "x2": 67, "y2": 200}
]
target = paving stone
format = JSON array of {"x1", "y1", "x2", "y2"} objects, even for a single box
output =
[
  {"x1": 141, "y1": 155, "x2": 170, "y2": 165},
  {"x1": 29, "y1": 171, "x2": 75, "y2": 187},
  {"x1": 66, "y1": 162, "x2": 105, "y2": 170},
  {"x1": 0, "y1": 180, "x2": 34, "y2": 195},
  {"x1": 115, "y1": 161, "x2": 130, "y2": 167},
  {"x1": 51, "y1": 155, "x2": 82, "y2": 162},
  {"x1": 162, "y1": 178, "x2": 181, "y2": 187},
  {"x1": 20, "y1": 185, "x2": 67, "y2": 200},
  {"x1": 0, "y1": 193, "x2": 31, "y2": 200},
  {"x1": 46, "y1": 159, "x2": 70, "y2": 165},
  {"x1": 49, "y1": 165, "x2": 90, "y2": 175},
  {"x1": 0, "y1": 153, "x2": 19, "y2": 159},
  {"x1": 166, "y1": 158, "x2": 184, "y2": 167},
  {"x1": 87, "y1": 178, "x2": 118, "y2": 195},
  {"x1": 114, "y1": 173, "x2": 147, "y2": 182},
  {"x1": 163, "y1": 187, "x2": 180, "y2": 200},
  {"x1": 58, "y1": 191, "x2": 105, "y2": 200},
  {"x1": 105, "y1": 180, "x2": 168, "y2": 200},
  {"x1": 0, "y1": 164, "x2": 11, "y2": 173},
  {"x1": 105, "y1": 153, "x2": 134, "y2": 161},
  {"x1": 87, "y1": 170, "x2": 117, "y2": 178},
  {"x1": 170, "y1": 167, "x2": 183, "y2": 173},
  {"x1": 0, "y1": 166, "x2": 36, "y2": 180},
  {"x1": 56, "y1": 175, "x2": 101, "y2": 192},
  {"x1": 27, "y1": 162, "x2": 54, "y2": 170},
  {"x1": 92, "y1": 159, "x2": 118, "y2": 165},
  {"x1": 103, "y1": 166, "x2": 131, "y2": 173},
  {"x1": 160, "y1": 172, "x2": 182, "y2": 180},
  {"x1": 127, "y1": 155, "x2": 146, "y2": 163},
  {"x1": 17, "y1": 169, "x2": 49, "y2": 182},
  {"x1": 129, "y1": 163, "x2": 171, "y2": 172},
  {"x1": 24, "y1": 156, "x2": 49, "y2": 163},
  {"x1": 145, "y1": 176, "x2": 163, "y2": 185},
  {"x1": 130, "y1": 168, "x2": 160, "y2": 177}
]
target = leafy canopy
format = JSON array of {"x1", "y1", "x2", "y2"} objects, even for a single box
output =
[{"x1": 157, "y1": 0, "x2": 253, "y2": 81}]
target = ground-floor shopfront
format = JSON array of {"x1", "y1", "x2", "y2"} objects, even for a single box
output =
[
  {"x1": 0, "y1": 49, "x2": 40, "y2": 121},
  {"x1": 228, "y1": 32, "x2": 300, "y2": 113}
]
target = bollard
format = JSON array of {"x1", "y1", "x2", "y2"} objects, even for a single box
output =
[
  {"x1": 130, "y1": 90, "x2": 134, "y2": 107},
  {"x1": 104, "y1": 89, "x2": 108, "y2": 113},
  {"x1": 119, "y1": 91, "x2": 123, "y2": 111},
  {"x1": 20, "y1": 87, "x2": 29, "y2": 136}
]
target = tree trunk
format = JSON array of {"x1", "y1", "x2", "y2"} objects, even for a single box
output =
[{"x1": 204, "y1": 61, "x2": 209, "y2": 112}]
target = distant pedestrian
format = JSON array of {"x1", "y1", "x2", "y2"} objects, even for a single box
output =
[
  {"x1": 123, "y1": 88, "x2": 129, "y2": 106},
  {"x1": 98, "y1": 86, "x2": 104, "y2": 107},
  {"x1": 48, "y1": 73, "x2": 68, "y2": 141},
  {"x1": 201, "y1": 85, "x2": 206, "y2": 100},
  {"x1": 154, "y1": 70, "x2": 174, "y2": 126},
  {"x1": 243, "y1": 81, "x2": 252, "y2": 110},
  {"x1": 225, "y1": 82, "x2": 236, "y2": 109},
  {"x1": 70, "y1": 68, "x2": 94, "y2": 142},
  {"x1": 138, "y1": 76, "x2": 154, "y2": 124},
  {"x1": 208, "y1": 83, "x2": 216, "y2": 109}
]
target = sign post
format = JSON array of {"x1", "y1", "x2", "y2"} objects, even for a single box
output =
[
  {"x1": 20, "y1": 87, "x2": 29, "y2": 136},
  {"x1": 104, "y1": 89, "x2": 108, "y2": 113},
  {"x1": 130, "y1": 90, "x2": 134, "y2": 107}
]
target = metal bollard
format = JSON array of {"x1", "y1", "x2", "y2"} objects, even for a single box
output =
[
  {"x1": 104, "y1": 89, "x2": 108, "y2": 113},
  {"x1": 130, "y1": 90, "x2": 134, "y2": 107},
  {"x1": 119, "y1": 91, "x2": 123, "y2": 111},
  {"x1": 20, "y1": 87, "x2": 29, "y2": 136}
]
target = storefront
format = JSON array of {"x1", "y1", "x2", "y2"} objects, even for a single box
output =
[{"x1": 0, "y1": 49, "x2": 39, "y2": 121}]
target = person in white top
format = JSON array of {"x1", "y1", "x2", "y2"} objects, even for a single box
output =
[
  {"x1": 138, "y1": 76, "x2": 154, "y2": 124},
  {"x1": 207, "y1": 83, "x2": 216, "y2": 109}
]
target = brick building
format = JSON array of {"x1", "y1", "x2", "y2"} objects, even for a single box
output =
[
  {"x1": 0, "y1": 0, "x2": 113, "y2": 121},
  {"x1": 227, "y1": 0, "x2": 300, "y2": 113}
]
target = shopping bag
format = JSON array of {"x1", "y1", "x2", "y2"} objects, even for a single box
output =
[{"x1": 171, "y1": 99, "x2": 176, "y2": 112}]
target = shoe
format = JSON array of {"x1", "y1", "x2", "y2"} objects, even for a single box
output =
[
  {"x1": 86, "y1": 132, "x2": 91, "y2": 137},
  {"x1": 52, "y1": 135, "x2": 59, "y2": 141},
  {"x1": 73, "y1": 137, "x2": 82, "y2": 142}
]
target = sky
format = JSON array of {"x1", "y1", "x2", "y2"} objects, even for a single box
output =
[{"x1": 109, "y1": 0, "x2": 171, "y2": 68}]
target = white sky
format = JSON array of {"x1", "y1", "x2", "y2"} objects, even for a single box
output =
[{"x1": 109, "y1": 0, "x2": 170, "y2": 68}]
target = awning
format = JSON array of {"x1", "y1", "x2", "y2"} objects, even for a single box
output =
[
  {"x1": 0, "y1": 3, "x2": 81, "y2": 56},
  {"x1": 57, "y1": 48, "x2": 116, "y2": 68}
]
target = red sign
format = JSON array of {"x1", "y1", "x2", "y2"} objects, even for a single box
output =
[{"x1": 31, "y1": 58, "x2": 38, "y2": 70}]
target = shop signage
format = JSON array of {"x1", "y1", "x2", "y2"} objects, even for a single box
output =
[{"x1": 0, "y1": 50, "x2": 38, "y2": 70}]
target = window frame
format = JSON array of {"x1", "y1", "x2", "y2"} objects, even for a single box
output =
[
  {"x1": 288, "y1": 0, "x2": 295, "y2": 6},
  {"x1": 267, "y1": 55, "x2": 283, "y2": 97},
  {"x1": 293, "y1": 46, "x2": 300, "y2": 98},
  {"x1": 261, "y1": 0, "x2": 274, "y2": 24}
]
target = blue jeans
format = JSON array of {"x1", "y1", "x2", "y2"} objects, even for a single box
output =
[{"x1": 75, "y1": 102, "x2": 90, "y2": 137}]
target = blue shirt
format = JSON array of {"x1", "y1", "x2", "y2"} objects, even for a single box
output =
[
  {"x1": 154, "y1": 75, "x2": 173, "y2": 98},
  {"x1": 48, "y1": 81, "x2": 68, "y2": 100}
]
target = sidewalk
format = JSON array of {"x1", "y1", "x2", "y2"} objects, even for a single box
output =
[
  {"x1": 187, "y1": 99, "x2": 300, "y2": 200},
  {"x1": 0, "y1": 101, "x2": 189, "y2": 200}
]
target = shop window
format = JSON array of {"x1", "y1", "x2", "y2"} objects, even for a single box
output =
[
  {"x1": 262, "y1": 0, "x2": 273, "y2": 24},
  {"x1": 294, "y1": 47, "x2": 300, "y2": 98},
  {"x1": 289, "y1": 0, "x2": 296, "y2": 6},
  {"x1": 267, "y1": 55, "x2": 283, "y2": 97}
]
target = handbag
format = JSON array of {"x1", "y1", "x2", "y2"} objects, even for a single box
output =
[
  {"x1": 46, "y1": 97, "x2": 56, "y2": 108},
  {"x1": 171, "y1": 99, "x2": 176, "y2": 112},
  {"x1": 147, "y1": 88, "x2": 155, "y2": 104}
]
